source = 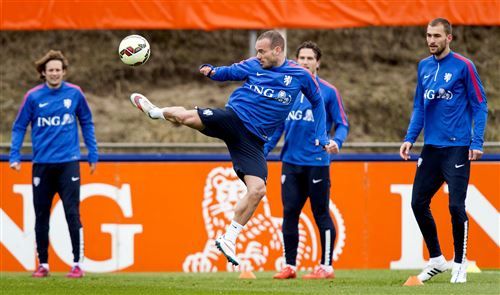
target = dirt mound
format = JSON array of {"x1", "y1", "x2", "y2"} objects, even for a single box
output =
[{"x1": 1, "y1": 27, "x2": 498, "y2": 151}]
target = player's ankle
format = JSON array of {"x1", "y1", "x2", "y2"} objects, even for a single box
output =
[{"x1": 148, "y1": 107, "x2": 165, "y2": 120}]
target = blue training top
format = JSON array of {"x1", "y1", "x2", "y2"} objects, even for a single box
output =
[
  {"x1": 404, "y1": 52, "x2": 488, "y2": 151},
  {"x1": 208, "y1": 57, "x2": 329, "y2": 146},
  {"x1": 264, "y1": 76, "x2": 349, "y2": 166},
  {"x1": 10, "y1": 81, "x2": 98, "y2": 164}
]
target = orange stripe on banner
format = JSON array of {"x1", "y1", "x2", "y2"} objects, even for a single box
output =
[
  {"x1": 1, "y1": 161, "x2": 498, "y2": 272},
  {"x1": 1, "y1": 0, "x2": 499, "y2": 30}
]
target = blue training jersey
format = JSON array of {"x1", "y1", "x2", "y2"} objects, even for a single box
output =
[
  {"x1": 10, "y1": 81, "x2": 98, "y2": 164},
  {"x1": 404, "y1": 52, "x2": 488, "y2": 151},
  {"x1": 264, "y1": 76, "x2": 349, "y2": 166},
  {"x1": 208, "y1": 58, "x2": 329, "y2": 146}
]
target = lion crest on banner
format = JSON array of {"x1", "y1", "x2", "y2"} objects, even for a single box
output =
[{"x1": 183, "y1": 166, "x2": 345, "y2": 272}]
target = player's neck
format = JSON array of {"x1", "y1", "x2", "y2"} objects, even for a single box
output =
[{"x1": 275, "y1": 55, "x2": 286, "y2": 67}]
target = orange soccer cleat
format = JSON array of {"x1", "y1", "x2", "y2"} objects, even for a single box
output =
[
  {"x1": 273, "y1": 265, "x2": 297, "y2": 279},
  {"x1": 302, "y1": 266, "x2": 335, "y2": 279}
]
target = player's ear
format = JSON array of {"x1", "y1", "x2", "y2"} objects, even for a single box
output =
[{"x1": 273, "y1": 46, "x2": 282, "y2": 55}]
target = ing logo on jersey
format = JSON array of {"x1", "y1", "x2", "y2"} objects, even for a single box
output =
[{"x1": 424, "y1": 88, "x2": 453, "y2": 100}]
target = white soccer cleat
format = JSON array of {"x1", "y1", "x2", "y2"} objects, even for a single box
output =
[
  {"x1": 417, "y1": 258, "x2": 448, "y2": 282},
  {"x1": 450, "y1": 262, "x2": 467, "y2": 283},
  {"x1": 215, "y1": 235, "x2": 240, "y2": 266},
  {"x1": 130, "y1": 93, "x2": 158, "y2": 119}
]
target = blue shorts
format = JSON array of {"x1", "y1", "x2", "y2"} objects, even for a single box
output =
[{"x1": 197, "y1": 107, "x2": 267, "y2": 183}]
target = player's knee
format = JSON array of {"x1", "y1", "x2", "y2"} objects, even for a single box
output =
[
  {"x1": 411, "y1": 198, "x2": 427, "y2": 213},
  {"x1": 448, "y1": 203, "x2": 466, "y2": 217},
  {"x1": 65, "y1": 213, "x2": 82, "y2": 230},
  {"x1": 247, "y1": 184, "x2": 266, "y2": 202},
  {"x1": 283, "y1": 205, "x2": 302, "y2": 218}
]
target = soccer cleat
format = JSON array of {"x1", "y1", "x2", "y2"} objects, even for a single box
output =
[
  {"x1": 32, "y1": 265, "x2": 49, "y2": 278},
  {"x1": 417, "y1": 259, "x2": 448, "y2": 282},
  {"x1": 129, "y1": 93, "x2": 158, "y2": 119},
  {"x1": 273, "y1": 265, "x2": 297, "y2": 279},
  {"x1": 450, "y1": 262, "x2": 467, "y2": 283},
  {"x1": 302, "y1": 266, "x2": 335, "y2": 279},
  {"x1": 215, "y1": 235, "x2": 240, "y2": 266},
  {"x1": 66, "y1": 265, "x2": 84, "y2": 278}
]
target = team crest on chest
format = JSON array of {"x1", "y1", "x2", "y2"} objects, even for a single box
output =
[
  {"x1": 63, "y1": 98, "x2": 72, "y2": 109},
  {"x1": 284, "y1": 75, "x2": 292, "y2": 86},
  {"x1": 444, "y1": 73, "x2": 452, "y2": 83}
]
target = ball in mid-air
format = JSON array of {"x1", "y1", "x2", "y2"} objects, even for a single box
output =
[{"x1": 118, "y1": 35, "x2": 150, "y2": 66}]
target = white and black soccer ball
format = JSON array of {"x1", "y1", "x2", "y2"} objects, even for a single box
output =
[{"x1": 118, "y1": 35, "x2": 150, "y2": 66}]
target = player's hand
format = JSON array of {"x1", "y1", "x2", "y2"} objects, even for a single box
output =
[
  {"x1": 89, "y1": 162, "x2": 97, "y2": 174},
  {"x1": 324, "y1": 140, "x2": 339, "y2": 154},
  {"x1": 10, "y1": 162, "x2": 21, "y2": 172},
  {"x1": 199, "y1": 66, "x2": 214, "y2": 77},
  {"x1": 469, "y1": 149, "x2": 483, "y2": 161},
  {"x1": 399, "y1": 142, "x2": 412, "y2": 160}
]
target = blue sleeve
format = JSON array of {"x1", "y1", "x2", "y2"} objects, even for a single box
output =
[
  {"x1": 302, "y1": 75, "x2": 329, "y2": 146},
  {"x1": 9, "y1": 95, "x2": 33, "y2": 164},
  {"x1": 404, "y1": 64, "x2": 424, "y2": 143},
  {"x1": 263, "y1": 122, "x2": 284, "y2": 156},
  {"x1": 209, "y1": 58, "x2": 252, "y2": 82},
  {"x1": 464, "y1": 62, "x2": 488, "y2": 151},
  {"x1": 76, "y1": 91, "x2": 98, "y2": 163},
  {"x1": 326, "y1": 89, "x2": 349, "y2": 149}
]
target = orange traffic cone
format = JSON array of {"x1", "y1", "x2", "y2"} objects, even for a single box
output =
[
  {"x1": 403, "y1": 276, "x2": 424, "y2": 286},
  {"x1": 239, "y1": 271, "x2": 256, "y2": 279}
]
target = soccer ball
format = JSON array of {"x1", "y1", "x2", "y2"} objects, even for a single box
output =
[{"x1": 118, "y1": 35, "x2": 150, "y2": 66}]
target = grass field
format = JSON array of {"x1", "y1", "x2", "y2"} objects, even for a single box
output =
[{"x1": 1, "y1": 270, "x2": 499, "y2": 294}]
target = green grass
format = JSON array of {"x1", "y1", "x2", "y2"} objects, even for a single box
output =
[{"x1": 1, "y1": 270, "x2": 499, "y2": 294}]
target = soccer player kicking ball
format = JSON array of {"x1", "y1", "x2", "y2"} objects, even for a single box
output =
[
  {"x1": 130, "y1": 30, "x2": 336, "y2": 266},
  {"x1": 400, "y1": 18, "x2": 488, "y2": 284}
]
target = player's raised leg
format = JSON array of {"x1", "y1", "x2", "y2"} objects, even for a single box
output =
[{"x1": 129, "y1": 93, "x2": 204, "y2": 130}]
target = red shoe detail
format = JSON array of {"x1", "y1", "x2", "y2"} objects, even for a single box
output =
[
  {"x1": 32, "y1": 265, "x2": 49, "y2": 278},
  {"x1": 302, "y1": 266, "x2": 335, "y2": 279},
  {"x1": 66, "y1": 266, "x2": 84, "y2": 278},
  {"x1": 273, "y1": 266, "x2": 297, "y2": 279}
]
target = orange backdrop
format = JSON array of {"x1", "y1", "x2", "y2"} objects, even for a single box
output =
[
  {"x1": 1, "y1": 161, "x2": 498, "y2": 272},
  {"x1": 1, "y1": 0, "x2": 499, "y2": 30}
]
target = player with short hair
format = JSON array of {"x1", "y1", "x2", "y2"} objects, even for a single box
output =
[
  {"x1": 130, "y1": 30, "x2": 336, "y2": 266},
  {"x1": 10, "y1": 49, "x2": 98, "y2": 278},
  {"x1": 400, "y1": 18, "x2": 488, "y2": 283},
  {"x1": 265, "y1": 41, "x2": 349, "y2": 279}
]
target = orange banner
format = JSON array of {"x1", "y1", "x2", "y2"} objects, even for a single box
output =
[
  {"x1": 1, "y1": 0, "x2": 499, "y2": 31},
  {"x1": 0, "y1": 161, "x2": 498, "y2": 272}
]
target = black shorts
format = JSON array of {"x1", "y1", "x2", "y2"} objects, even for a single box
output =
[{"x1": 197, "y1": 107, "x2": 267, "y2": 182}]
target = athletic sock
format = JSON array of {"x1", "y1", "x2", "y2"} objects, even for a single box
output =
[
  {"x1": 430, "y1": 255, "x2": 446, "y2": 264},
  {"x1": 286, "y1": 264, "x2": 297, "y2": 271},
  {"x1": 320, "y1": 264, "x2": 333, "y2": 272},
  {"x1": 148, "y1": 107, "x2": 165, "y2": 120},
  {"x1": 41, "y1": 263, "x2": 49, "y2": 270},
  {"x1": 225, "y1": 220, "x2": 243, "y2": 244}
]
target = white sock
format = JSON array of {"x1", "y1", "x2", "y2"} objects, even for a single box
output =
[
  {"x1": 148, "y1": 107, "x2": 165, "y2": 120},
  {"x1": 286, "y1": 264, "x2": 297, "y2": 271},
  {"x1": 225, "y1": 220, "x2": 243, "y2": 244},
  {"x1": 41, "y1": 263, "x2": 49, "y2": 270},
  {"x1": 430, "y1": 255, "x2": 446, "y2": 264},
  {"x1": 73, "y1": 262, "x2": 80, "y2": 268},
  {"x1": 320, "y1": 264, "x2": 333, "y2": 272}
]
